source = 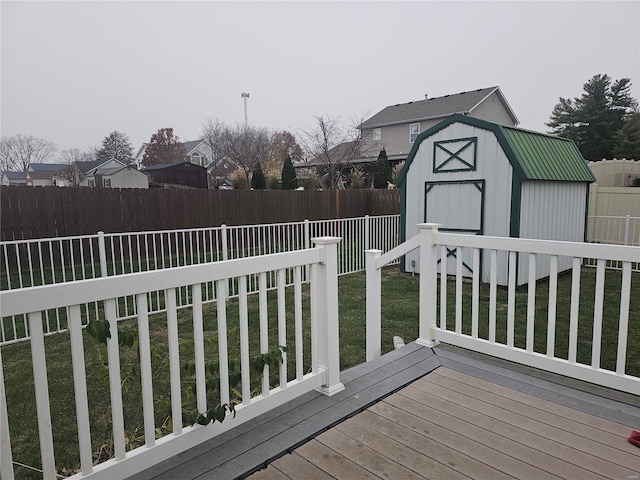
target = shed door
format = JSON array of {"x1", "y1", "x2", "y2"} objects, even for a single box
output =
[{"x1": 425, "y1": 180, "x2": 485, "y2": 277}]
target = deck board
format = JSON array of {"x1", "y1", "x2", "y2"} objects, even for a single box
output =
[
  {"x1": 127, "y1": 344, "x2": 640, "y2": 480},
  {"x1": 253, "y1": 364, "x2": 639, "y2": 480},
  {"x1": 128, "y1": 343, "x2": 439, "y2": 480}
]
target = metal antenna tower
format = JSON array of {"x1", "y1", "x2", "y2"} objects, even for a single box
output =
[{"x1": 241, "y1": 92, "x2": 249, "y2": 128}]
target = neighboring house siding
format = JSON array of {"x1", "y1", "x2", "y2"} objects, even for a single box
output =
[
  {"x1": 518, "y1": 181, "x2": 588, "y2": 284},
  {"x1": 469, "y1": 91, "x2": 518, "y2": 127},
  {"x1": 108, "y1": 169, "x2": 149, "y2": 189},
  {"x1": 364, "y1": 119, "x2": 444, "y2": 159}
]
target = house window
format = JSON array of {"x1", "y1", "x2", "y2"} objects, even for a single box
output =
[
  {"x1": 103, "y1": 178, "x2": 111, "y2": 187},
  {"x1": 88, "y1": 179, "x2": 95, "y2": 187},
  {"x1": 192, "y1": 153, "x2": 202, "y2": 166},
  {"x1": 410, "y1": 123, "x2": 420, "y2": 143},
  {"x1": 374, "y1": 128, "x2": 381, "y2": 141}
]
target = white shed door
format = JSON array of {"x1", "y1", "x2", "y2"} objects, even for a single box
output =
[{"x1": 424, "y1": 180, "x2": 485, "y2": 277}]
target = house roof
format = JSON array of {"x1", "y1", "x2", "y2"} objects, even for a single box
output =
[
  {"x1": 75, "y1": 160, "x2": 105, "y2": 173},
  {"x1": 182, "y1": 140, "x2": 203, "y2": 154},
  {"x1": 28, "y1": 163, "x2": 66, "y2": 172},
  {"x1": 135, "y1": 140, "x2": 204, "y2": 160},
  {"x1": 359, "y1": 87, "x2": 519, "y2": 129},
  {"x1": 97, "y1": 166, "x2": 147, "y2": 177},
  {"x1": 142, "y1": 162, "x2": 207, "y2": 171},
  {"x1": 398, "y1": 114, "x2": 595, "y2": 186},
  {"x1": 3, "y1": 171, "x2": 27, "y2": 181}
]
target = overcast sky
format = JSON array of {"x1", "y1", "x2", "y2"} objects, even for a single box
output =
[{"x1": 2, "y1": 1, "x2": 639, "y2": 156}]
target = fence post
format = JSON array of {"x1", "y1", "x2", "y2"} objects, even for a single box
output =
[
  {"x1": 98, "y1": 231, "x2": 108, "y2": 277},
  {"x1": 304, "y1": 219, "x2": 311, "y2": 281},
  {"x1": 364, "y1": 215, "x2": 370, "y2": 251},
  {"x1": 304, "y1": 219, "x2": 310, "y2": 249},
  {"x1": 365, "y1": 249, "x2": 382, "y2": 361},
  {"x1": 624, "y1": 215, "x2": 630, "y2": 246},
  {"x1": 416, "y1": 223, "x2": 440, "y2": 347},
  {"x1": 311, "y1": 236, "x2": 344, "y2": 396}
]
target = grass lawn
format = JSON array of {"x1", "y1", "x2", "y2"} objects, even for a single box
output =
[{"x1": 2, "y1": 266, "x2": 638, "y2": 478}]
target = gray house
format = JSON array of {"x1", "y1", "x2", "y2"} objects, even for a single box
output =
[
  {"x1": 398, "y1": 114, "x2": 595, "y2": 286},
  {"x1": 359, "y1": 86, "x2": 519, "y2": 163}
]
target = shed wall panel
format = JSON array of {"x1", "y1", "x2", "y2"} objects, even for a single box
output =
[{"x1": 517, "y1": 181, "x2": 588, "y2": 284}]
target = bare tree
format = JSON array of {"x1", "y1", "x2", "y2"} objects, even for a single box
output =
[
  {"x1": 298, "y1": 115, "x2": 372, "y2": 189},
  {"x1": 59, "y1": 148, "x2": 95, "y2": 185},
  {"x1": 201, "y1": 120, "x2": 272, "y2": 182},
  {"x1": 0, "y1": 134, "x2": 56, "y2": 174}
]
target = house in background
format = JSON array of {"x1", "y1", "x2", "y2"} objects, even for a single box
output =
[
  {"x1": 359, "y1": 86, "x2": 519, "y2": 164},
  {"x1": 134, "y1": 140, "x2": 214, "y2": 169},
  {"x1": 294, "y1": 86, "x2": 520, "y2": 188},
  {"x1": 24, "y1": 163, "x2": 67, "y2": 186},
  {"x1": 1, "y1": 171, "x2": 27, "y2": 186},
  {"x1": 142, "y1": 162, "x2": 208, "y2": 189},
  {"x1": 88, "y1": 165, "x2": 148, "y2": 189}
]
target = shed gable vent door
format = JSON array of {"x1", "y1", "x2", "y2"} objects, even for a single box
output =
[{"x1": 424, "y1": 180, "x2": 485, "y2": 278}]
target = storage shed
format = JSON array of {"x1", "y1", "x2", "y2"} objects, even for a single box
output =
[{"x1": 398, "y1": 114, "x2": 596, "y2": 286}]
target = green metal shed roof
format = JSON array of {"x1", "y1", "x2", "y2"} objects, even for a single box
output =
[{"x1": 501, "y1": 126, "x2": 595, "y2": 182}]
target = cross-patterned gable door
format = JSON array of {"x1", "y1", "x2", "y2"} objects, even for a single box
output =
[{"x1": 424, "y1": 180, "x2": 485, "y2": 278}]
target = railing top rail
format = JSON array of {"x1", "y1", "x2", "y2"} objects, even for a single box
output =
[
  {"x1": 0, "y1": 247, "x2": 322, "y2": 317},
  {"x1": 372, "y1": 234, "x2": 421, "y2": 270},
  {"x1": 0, "y1": 232, "x2": 100, "y2": 246},
  {"x1": 588, "y1": 215, "x2": 640, "y2": 220},
  {"x1": 436, "y1": 232, "x2": 640, "y2": 262}
]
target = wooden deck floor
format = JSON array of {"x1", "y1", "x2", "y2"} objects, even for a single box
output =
[
  {"x1": 129, "y1": 344, "x2": 640, "y2": 480},
  {"x1": 250, "y1": 366, "x2": 640, "y2": 480}
]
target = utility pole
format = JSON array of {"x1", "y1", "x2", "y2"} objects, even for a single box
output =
[{"x1": 241, "y1": 92, "x2": 249, "y2": 128}]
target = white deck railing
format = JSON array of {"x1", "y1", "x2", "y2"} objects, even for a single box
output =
[
  {"x1": 0, "y1": 237, "x2": 344, "y2": 480},
  {"x1": 366, "y1": 223, "x2": 640, "y2": 395},
  {"x1": 1, "y1": 215, "x2": 400, "y2": 345}
]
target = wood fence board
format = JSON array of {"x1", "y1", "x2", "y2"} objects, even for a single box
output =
[{"x1": 0, "y1": 186, "x2": 399, "y2": 240}]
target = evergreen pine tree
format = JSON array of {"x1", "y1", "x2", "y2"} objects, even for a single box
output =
[
  {"x1": 547, "y1": 75, "x2": 638, "y2": 160},
  {"x1": 614, "y1": 113, "x2": 640, "y2": 159},
  {"x1": 251, "y1": 162, "x2": 266, "y2": 189},
  {"x1": 281, "y1": 155, "x2": 298, "y2": 189},
  {"x1": 373, "y1": 148, "x2": 392, "y2": 189}
]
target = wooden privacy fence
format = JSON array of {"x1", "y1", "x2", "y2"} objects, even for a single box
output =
[{"x1": 0, "y1": 186, "x2": 400, "y2": 241}]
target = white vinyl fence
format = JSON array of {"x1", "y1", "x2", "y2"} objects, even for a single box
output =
[
  {"x1": 0, "y1": 215, "x2": 400, "y2": 345},
  {"x1": 0, "y1": 238, "x2": 344, "y2": 480},
  {"x1": 366, "y1": 224, "x2": 640, "y2": 395}
]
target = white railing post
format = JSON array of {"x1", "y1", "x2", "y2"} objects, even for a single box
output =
[
  {"x1": 0, "y1": 348, "x2": 15, "y2": 480},
  {"x1": 221, "y1": 224, "x2": 229, "y2": 261},
  {"x1": 98, "y1": 231, "x2": 108, "y2": 277},
  {"x1": 311, "y1": 237, "x2": 345, "y2": 396},
  {"x1": 365, "y1": 249, "x2": 382, "y2": 361},
  {"x1": 416, "y1": 223, "x2": 440, "y2": 347}
]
